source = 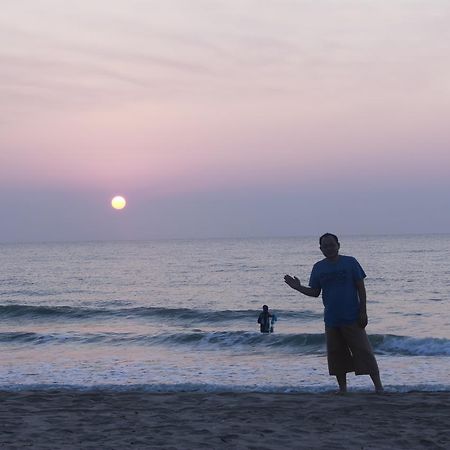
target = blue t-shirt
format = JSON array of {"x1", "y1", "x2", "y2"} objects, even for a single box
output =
[{"x1": 309, "y1": 255, "x2": 366, "y2": 327}]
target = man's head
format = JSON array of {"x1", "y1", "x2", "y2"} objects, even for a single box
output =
[
  {"x1": 319, "y1": 233, "x2": 340, "y2": 259},
  {"x1": 262, "y1": 305, "x2": 269, "y2": 312}
]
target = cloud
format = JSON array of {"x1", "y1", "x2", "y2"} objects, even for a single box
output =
[{"x1": 2, "y1": 0, "x2": 449, "y2": 119}]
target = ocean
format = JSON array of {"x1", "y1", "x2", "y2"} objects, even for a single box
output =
[{"x1": 1, "y1": 235, "x2": 449, "y2": 393}]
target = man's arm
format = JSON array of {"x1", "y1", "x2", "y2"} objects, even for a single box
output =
[
  {"x1": 284, "y1": 275, "x2": 321, "y2": 297},
  {"x1": 356, "y1": 279, "x2": 368, "y2": 328}
]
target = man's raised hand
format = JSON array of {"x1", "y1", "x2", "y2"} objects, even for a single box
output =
[{"x1": 284, "y1": 274, "x2": 301, "y2": 291}]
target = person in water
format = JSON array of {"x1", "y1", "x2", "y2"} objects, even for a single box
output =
[
  {"x1": 284, "y1": 233, "x2": 383, "y2": 393},
  {"x1": 257, "y1": 304, "x2": 276, "y2": 333}
]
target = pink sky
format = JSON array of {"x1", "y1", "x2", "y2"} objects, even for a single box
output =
[{"x1": 1, "y1": 1, "x2": 450, "y2": 241}]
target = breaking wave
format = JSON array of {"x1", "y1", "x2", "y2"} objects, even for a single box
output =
[{"x1": 1, "y1": 329, "x2": 448, "y2": 356}]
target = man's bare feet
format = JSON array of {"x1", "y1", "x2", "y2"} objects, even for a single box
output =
[{"x1": 334, "y1": 389, "x2": 347, "y2": 395}]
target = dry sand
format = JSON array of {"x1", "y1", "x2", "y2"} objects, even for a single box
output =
[{"x1": 0, "y1": 390, "x2": 449, "y2": 449}]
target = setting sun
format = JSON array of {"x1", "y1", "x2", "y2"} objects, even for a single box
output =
[{"x1": 111, "y1": 195, "x2": 126, "y2": 210}]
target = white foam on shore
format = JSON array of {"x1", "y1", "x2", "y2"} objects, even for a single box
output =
[{"x1": 1, "y1": 383, "x2": 449, "y2": 394}]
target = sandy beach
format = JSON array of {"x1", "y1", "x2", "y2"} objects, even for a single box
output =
[{"x1": 0, "y1": 391, "x2": 448, "y2": 449}]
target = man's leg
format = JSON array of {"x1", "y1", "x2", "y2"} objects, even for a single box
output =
[
  {"x1": 326, "y1": 326, "x2": 354, "y2": 393},
  {"x1": 370, "y1": 369, "x2": 384, "y2": 393},
  {"x1": 336, "y1": 373, "x2": 347, "y2": 393},
  {"x1": 341, "y1": 324, "x2": 383, "y2": 393}
]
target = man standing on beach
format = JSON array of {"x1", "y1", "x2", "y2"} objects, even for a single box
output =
[{"x1": 284, "y1": 233, "x2": 383, "y2": 393}]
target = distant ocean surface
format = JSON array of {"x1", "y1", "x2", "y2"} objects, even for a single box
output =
[{"x1": 1, "y1": 235, "x2": 449, "y2": 393}]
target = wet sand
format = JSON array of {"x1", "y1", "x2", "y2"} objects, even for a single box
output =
[{"x1": 0, "y1": 390, "x2": 449, "y2": 449}]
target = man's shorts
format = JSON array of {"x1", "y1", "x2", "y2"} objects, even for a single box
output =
[{"x1": 325, "y1": 323, "x2": 379, "y2": 376}]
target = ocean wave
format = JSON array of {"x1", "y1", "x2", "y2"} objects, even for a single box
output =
[
  {"x1": 0, "y1": 304, "x2": 321, "y2": 322},
  {"x1": 0, "y1": 304, "x2": 111, "y2": 319},
  {"x1": 374, "y1": 335, "x2": 450, "y2": 356},
  {"x1": 1, "y1": 330, "x2": 449, "y2": 356}
]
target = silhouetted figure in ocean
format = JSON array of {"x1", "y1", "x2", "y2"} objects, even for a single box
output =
[
  {"x1": 257, "y1": 304, "x2": 276, "y2": 333},
  {"x1": 284, "y1": 233, "x2": 383, "y2": 393}
]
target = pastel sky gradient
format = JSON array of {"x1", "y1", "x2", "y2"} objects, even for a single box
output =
[{"x1": 1, "y1": 0, "x2": 450, "y2": 242}]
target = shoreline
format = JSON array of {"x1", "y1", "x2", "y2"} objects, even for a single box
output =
[{"x1": 1, "y1": 391, "x2": 449, "y2": 449}]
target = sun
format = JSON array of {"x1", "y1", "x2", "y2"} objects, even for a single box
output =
[{"x1": 111, "y1": 195, "x2": 126, "y2": 210}]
